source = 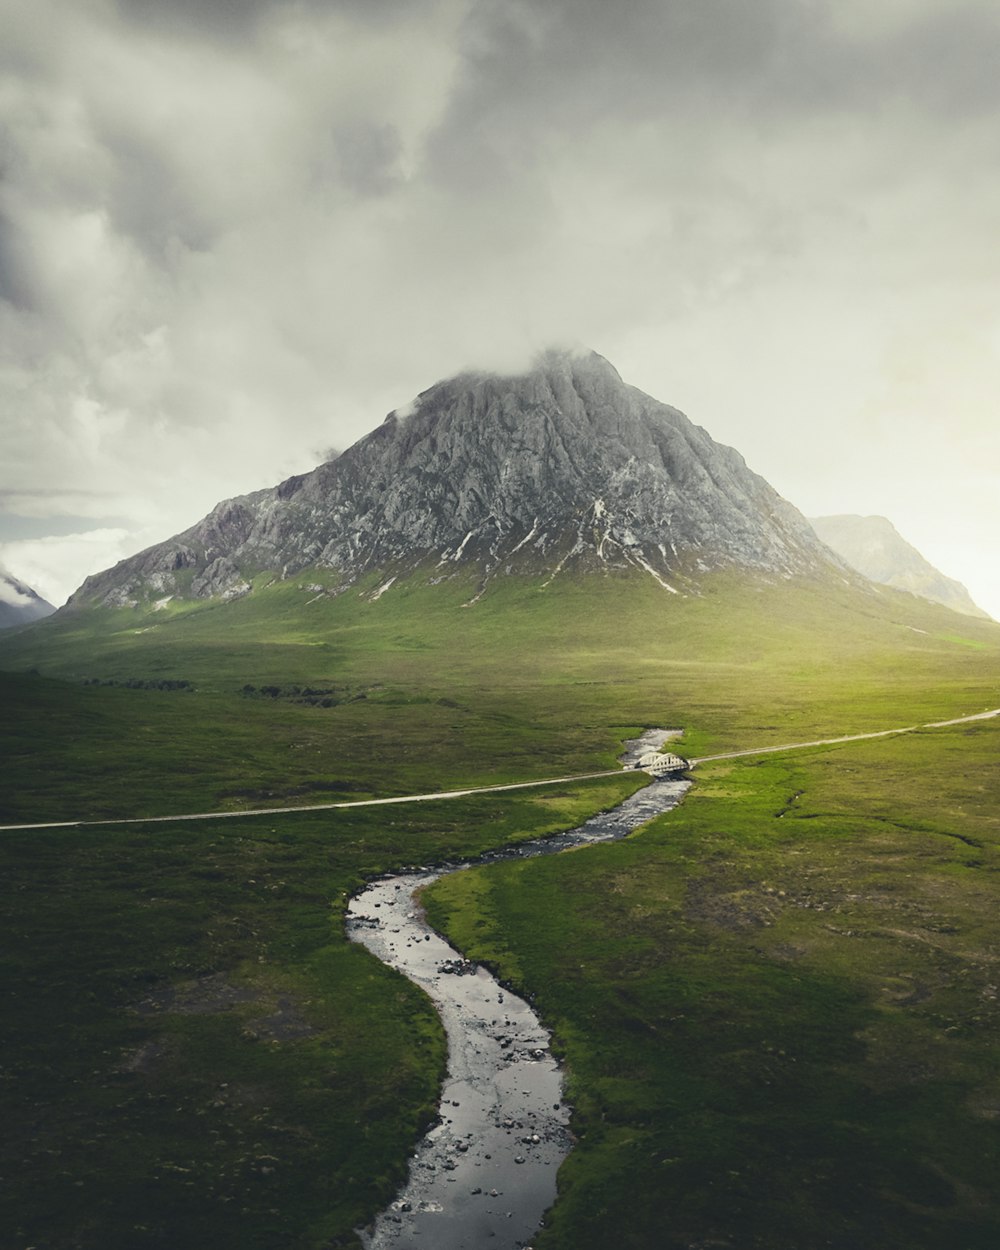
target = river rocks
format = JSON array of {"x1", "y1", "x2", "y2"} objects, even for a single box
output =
[
  {"x1": 437, "y1": 958, "x2": 477, "y2": 976},
  {"x1": 348, "y1": 731, "x2": 691, "y2": 1250}
]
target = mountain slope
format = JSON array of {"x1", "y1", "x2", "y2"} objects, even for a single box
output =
[
  {"x1": 69, "y1": 348, "x2": 843, "y2": 610},
  {"x1": 810, "y1": 514, "x2": 991, "y2": 620},
  {"x1": 0, "y1": 570, "x2": 55, "y2": 630}
]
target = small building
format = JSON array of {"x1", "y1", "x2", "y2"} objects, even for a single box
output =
[{"x1": 636, "y1": 750, "x2": 689, "y2": 777}]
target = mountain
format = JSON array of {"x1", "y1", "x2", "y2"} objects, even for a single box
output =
[
  {"x1": 809, "y1": 514, "x2": 991, "y2": 621},
  {"x1": 0, "y1": 570, "x2": 56, "y2": 630},
  {"x1": 70, "y1": 348, "x2": 843, "y2": 611}
]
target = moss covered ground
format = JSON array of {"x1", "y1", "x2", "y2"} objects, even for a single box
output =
[
  {"x1": 0, "y1": 778, "x2": 640, "y2": 1249},
  {"x1": 426, "y1": 722, "x2": 1000, "y2": 1249},
  {"x1": 1, "y1": 566, "x2": 999, "y2": 1247}
]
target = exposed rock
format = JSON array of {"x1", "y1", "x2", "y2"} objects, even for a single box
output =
[
  {"x1": 810, "y1": 514, "x2": 991, "y2": 620},
  {"x1": 191, "y1": 556, "x2": 251, "y2": 600},
  {"x1": 68, "y1": 348, "x2": 844, "y2": 608}
]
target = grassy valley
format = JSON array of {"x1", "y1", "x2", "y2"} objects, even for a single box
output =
[
  {"x1": 426, "y1": 721, "x2": 1000, "y2": 1248},
  {"x1": 4, "y1": 568, "x2": 999, "y2": 823},
  {"x1": 0, "y1": 780, "x2": 639, "y2": 1250},
  {"x1": 2, "y1": 566, "x2": 999, "y2": 1247}
]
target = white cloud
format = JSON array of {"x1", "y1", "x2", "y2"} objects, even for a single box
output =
[
  {"x1": 0, "y1": 570, "x2": 35, "y2": 608},
  {"x1": 0, "y1": 528, "x2": 145, "y2": 607}
]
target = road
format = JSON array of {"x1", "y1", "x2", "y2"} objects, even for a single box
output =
[
  {"x1": 689, "y1": 706, "x2": 1000, "y2": 764},
  {"x1": 2, "y1": 707, "x2": 998, "y2": 833},
  {"x1": 0, "y1": 770, "x2": 626, "y2": 832}
]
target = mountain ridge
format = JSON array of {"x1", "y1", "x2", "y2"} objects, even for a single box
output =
[
  {"x1": 810, "y1": 514, "x2": 991, "y2": 621},
  {"x1": 69, "y1": 348, "x2": 845, "y2": 611}
]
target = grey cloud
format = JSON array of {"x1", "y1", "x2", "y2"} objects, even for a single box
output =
[
  {"x1": 98, "y1": 129, "x2": 218, "y2": 257},
  {"x1": 115, "y1": 0, "x2": 287, "y2": 40},
  {"x1": 115, "y1": 0, "x2": 442, "y2": 41},
  {"x1": 426, "y1": 0, "x2": 1000, "y2": 179},
  {"x1": 0, "y1": 211, "x2": 40, "y2": 312},
  {"x1": 428, "y1": 0, "x2": 795, "y2": 148},
  {"x1": 333, "y1": 122, "x2": 405, "y2": 197},
  {"x1": 874, "y1": 8, "x2": 1000, "y2": 117},
  {"x1": 0, "y1": 513, "x2": 130, "y2": 541},
  {"x1": 0, "y1": 488, "x2": 124, "y2": 506},
  {"x1": 420, "y1": 1, "x2": 824, "y2": 201}
]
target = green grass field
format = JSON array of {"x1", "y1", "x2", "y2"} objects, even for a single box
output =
[
  {"x1": 2, "y1": 566, "x2": 999, "y2": 1247},
  {"x1": 426, "y1": 722, "x2": 1000, "y2": 1248},
  {"x1": 0, "y1": 778, "x2": 642, "y2": 1250},
  {"x1": 3, "y1": 568, "x2": 999, "y2": 824}
]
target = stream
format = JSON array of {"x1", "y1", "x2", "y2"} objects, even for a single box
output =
[{"x1": 346, "y1": 731, "x2": 691, "y2": 1249}]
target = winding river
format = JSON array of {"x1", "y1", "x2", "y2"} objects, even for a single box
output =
[{"x1": 347, "y1": 731, "x2": 691, "y2": 1250}]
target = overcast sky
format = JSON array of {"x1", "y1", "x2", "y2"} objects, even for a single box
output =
[{"x1": 2, "y1": 0, "x2": 998, "y2": 617}]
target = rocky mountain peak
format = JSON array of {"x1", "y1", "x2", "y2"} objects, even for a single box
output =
[{"x1": 70, "y1": 348, "x2": 842, "y2": 610}]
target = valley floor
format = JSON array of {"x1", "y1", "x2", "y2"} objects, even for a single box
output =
[{"x1": 3, "y1": 571, "x2": 1000, "y2": 1247}]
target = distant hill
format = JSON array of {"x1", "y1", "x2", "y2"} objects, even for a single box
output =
[
  {"x1": 810, "y1": 514, "x2": 991, "y2": 620},
  {"x1": 0, "y1": 570, "x2": 55, "y2": 630},
  {"x1": 67, "y1": 347, "x2": 844, "y2": 612}
]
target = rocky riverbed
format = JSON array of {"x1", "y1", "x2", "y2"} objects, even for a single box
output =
[{"x1": 347, "y1": 732, "x2": 690, "y2": 1249}]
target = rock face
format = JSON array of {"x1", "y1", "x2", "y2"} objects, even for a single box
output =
[
  {"x1": 71, "y1": 348, "x2": 842, "y2": 609},
  {"x1": 810, "y1": 514, "x2": 991, "y2": 620},
  {"x1": 0, "y1": 570, "x2": 56, "y2": 629}
]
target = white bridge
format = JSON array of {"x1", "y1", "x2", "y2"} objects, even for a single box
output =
[{"x1": 636, "y1": 751, "x2": 690, "y2": 776}]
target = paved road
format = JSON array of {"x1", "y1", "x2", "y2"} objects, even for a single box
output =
[{"x1": 2, "y1": 708, "x2": 998, "y2": 833}]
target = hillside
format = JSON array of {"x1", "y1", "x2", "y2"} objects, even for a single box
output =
[{"x1": 811, "y1": 513, "x2": 991, "y2": 620}]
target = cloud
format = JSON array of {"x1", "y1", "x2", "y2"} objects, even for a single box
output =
[
  {"x1": 0, "y1": 528, "x2": 144, "y2": 608},
  {"x1": 1, "y1": 1, "x2": 999, "y2": 616},
  {"x1": 116, "y1": 0, "x2": 283, "y2": 39},
  {"x1": 114, "y1": 0, "x2": 437, "y2": 42},
  {"x1": 0, "y1": 569, "x2": 36, "y2": 608}
]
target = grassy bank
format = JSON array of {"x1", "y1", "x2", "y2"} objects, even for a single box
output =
[
  {"x1": 0, "y1": 776, "x2": 640, "y2": 1249},
  {"x1": 425, "y1": 718, "x2": 1000, "y2": 1248}
]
